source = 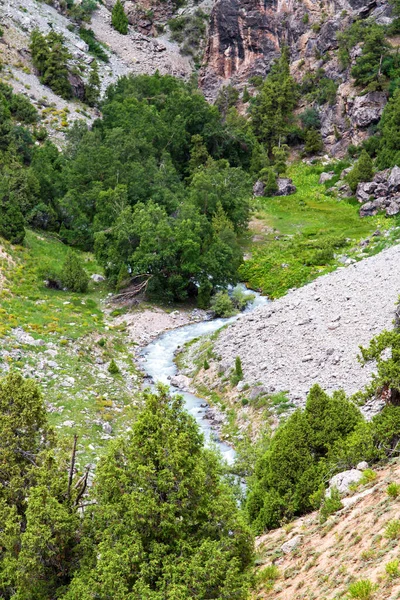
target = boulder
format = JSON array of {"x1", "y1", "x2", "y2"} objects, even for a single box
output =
[
  {"x1": 319, "y1": 171, "x2": 335, "y2": 185},
  {"x1": 386, "y1": 201, "x2": 400, "y2": 216},
  {"x1": 359, "y1": 201, "x2": 378, "y2": 217},
  {"x1": 350, "y1": 92, "x2": 387, "y2": 128},
  {"x1": 340, "y1": 167, "x2": 352, "y2": 180},
  {"x1": 91, "y1": 274, "x2": 105, "y2": 283},
  {"x1": 336, "y1": 183, "x2": 353, "y2": 198},
  {"x1": 356, "y1": 181, "x2": 377, "y2": 203},
  {"x1": 253, "y1": 180, "x2": 265, "y2": 197},
  {"x1": 356, "y1": 461, "x2": 369, "y2": 471},
  {"x1": 248, "y1": 385, "x2": 270, "y2": 401},
  {"x1": 281, "y1": 535, "x2": 302, "y2": 554},
  {"x1": 276, "y1": 178, "x2": 296, "y2": 196},
  {"x1": 388, "y1": 165, "x2": 400, "y2": 192},
  {"x1": 328, "y1": 469, "x2": 363, "y2": 495}
]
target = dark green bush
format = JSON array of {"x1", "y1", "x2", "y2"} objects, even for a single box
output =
[
  {"x1": 111, "y1": 0, "x2": 129, "y2": 34},
  {"x1": 60, "y1": 250, "x2": 89, "y2": 293}
]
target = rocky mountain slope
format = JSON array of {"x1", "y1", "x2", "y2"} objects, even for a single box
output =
[
  {"x1": 254, "y1": 458, "x2": 400, "y2": 599},
  {"x1": 1, "y1": 0, "x2": 396, "y2": 155},
  {"x1": 0, "y1": 0, "x2": 191, "y2": 141},
  {"x1": 196, "y1": 242, "x2": 400, "y2": 415},
  {"x1": 199, "y1": 0, "x2": 394, "y2": 155}
]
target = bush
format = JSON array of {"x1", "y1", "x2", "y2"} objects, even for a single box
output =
[
  {"x1": 60, "y1": 250, "x2": 89, "y2": 293},
  {"x1": 203, "y1": 359, "x2": 210, "y2": 370},
  {"x1": 319, "y1": 486, "x2": 343, "y2": 523},
  {"x1": 10, "y1": 94, "x2": 38, "y2": 124},
  {"x1": 231, "y1": 286, "x2": 254, "y2": 311},
  {"x1": 231, "y1": 356, "x2": 244, "y2": 386},
  {"x1": 0, "y1": 195, "x2": 25, "y2": 245},
  {"x1": 359, "y1": 469, "x2": 377, "y2": 485},
  {"x1": 260, "y1": 167, "x2": 278, "y2": 196},
  {"x1": 387, "y1": 482, "x2": 400, "y2": 498},
  {"x1": 347, "y1": 150, "x2": 374, "y2": 192},
  {"x1": 111, "y1": 0, "x2": 129, "y2": 34},
  {"x1": 210, "y1": 291, "x2": 235, "y2": 317},
  {"x1": 304, "y1": 129, "x2": 323, "y2": 155},
  {"x1": 108, "y1": 359, "x2": 120, "y2": 375},
  {"x1": 385, "y1": 559, "x2": 400, "y2": 578},
  {"x1": 385, "y1": 519, "x2": 400, "y2": 540},
  {"x1": 257, "y1": 564, "x2": 279, "y2": 589},
  {"x1": 347, "y1": 579, "x2": 376, "y2": 599}
]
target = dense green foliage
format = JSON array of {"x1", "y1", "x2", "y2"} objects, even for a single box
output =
[
  {"x1": 246, "y1": 378, "x2": 400, "y2": 531},
  {"x1": 111, "y1": 0, "x2": 129, "y2": 34},
  {"x1": 61, "y1": 250, "x2": 89, "y2": 293},
  {"x1": 246, "y1": 384, "x2": 362, "y2": 532},
  {"x1": 250, "y1": 48, "x2": 299, "y2": 153},
  {"x1": 64, "y1": 387, "x2": 253, "y2": 598},
  {"x1": 376, "y1": 88, "x2": 400, "y2": 168},
  {"x1": 347, "y1": 149, "x2": 374, "y2": 192},
  {"x1": 30, "y1": 30, "x2": 72, "y2": 99},
  {"x1": 0, "y1": 375, "x2": 253, "y2": 598}
]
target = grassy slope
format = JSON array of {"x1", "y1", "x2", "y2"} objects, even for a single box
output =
[
  {"x1": 254, "y1": 460, "x2": 400, "y2": 600},
  {"x1": 241, "y1": 162, "x2": 400, "y2": 298},
  {"x1": 0, "y1": 231, "x2": 141, "y2": 467}
]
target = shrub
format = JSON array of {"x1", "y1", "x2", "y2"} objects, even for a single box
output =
[
  {"x1": 347, "y1": 150, "x2": 374, "y2": 192},
  {"x1": 304, "y1": 129, "x2": 323, "y2": 155},
  {"x1": 384, "y1": 519, "x2": 400, "y2": 540},
  {"x1": 197, "y1": 280, "x2": 212, "y2": 309},
  {"x1": 203, "y1": 359, "x2": 210, "y2": 370},
  {"x1": 347, "y1": 579, "x2": 376, "y2": 599},
  {"x1": 385, "y1": 559, "x2": 400, "y2": 578},
  {"x1": 359, "y1": 469, "x2": 377, "y2": 485},
  {"x1": 108, "y1": 359, "x2": 120, "y2": 375},
  {"x1": 320, "y1": 486, "x2": 343, "y2": 523},
  {"x1": 260, "y1": 167, "x2": 278, "y2": 196},
  {"x1": 111, "y1": 0, "x2": 129, "y2": 34},
  {"x1": 231, "y1": 286, "x2": 254, "y2": 311},
  {"x1": 257, "y1": 564, "x2": 279, "y2": 589},
  {"x1": 60, "y1": 250, "x2": 89, "y2": 293},
  {"x1": 210, "y1": 291, "x2": 235, "y2": 317},
  {"x1": 230, "y1": 356, "x2": 244, "y2": 386},
  {"x1": 387, "y1": 482, "x2": 400, "y2": 498}
]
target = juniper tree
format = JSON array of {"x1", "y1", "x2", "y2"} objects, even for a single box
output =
[{"x1": 111, "y1": 0, "x2": 129, "y2": 34}]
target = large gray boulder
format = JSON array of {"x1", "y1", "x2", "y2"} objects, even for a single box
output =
[
  {"x1": 388, "y1": 165, "x2": 400, "y2": 192},
  {"x1": 319, "y1": 171, "x2": 335, "y2": 185},
  {"x1": 328, "y1": 469, "x2": 363, "y2": 495},
  {"x1": 276, "y1": 178, "x2": 297, "y2": 196},
  {"x1": 350, "y1": 92, "x2": 387, "y2": 128},
  {"x1": 253, "y1": 180, "x2": 265, "y2": 197}
]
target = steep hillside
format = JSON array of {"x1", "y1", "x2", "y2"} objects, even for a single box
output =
[
  {"x1": 199, "y1": 0, "x2": 394, "y2": 155},
  {"x1": 254, "y1": 459, "x2": 400, "y2": 599}
]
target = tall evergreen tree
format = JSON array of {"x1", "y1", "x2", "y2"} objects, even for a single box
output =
[
  {"x1": 111, "y1": 0, "x2": 129, "y2": 34},
  {"x1": 250, "y1": 46, "x2": 299, "y2": 152},
  {"x1": 64, "y1": 387, "x2": 253, "y2": 598},
  {"x1": 84, "y1": 59, "x2": 101, "y2": 106}
]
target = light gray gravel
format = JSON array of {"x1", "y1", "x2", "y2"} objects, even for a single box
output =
[{"x1": 215, "y1": 244, "x2": 400, "y2": 408}]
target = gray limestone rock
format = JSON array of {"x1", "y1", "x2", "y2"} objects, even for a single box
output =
[{"x1": 328, "y1": 469, "x2": 363, "y2": 495}]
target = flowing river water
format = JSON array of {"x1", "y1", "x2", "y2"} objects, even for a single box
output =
[{"x1": 140, "y1": 288, "x2": 269, "y2": 464}]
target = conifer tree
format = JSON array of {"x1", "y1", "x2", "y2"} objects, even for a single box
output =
[
  {"x1": 61, "y1": 250, "x2": 89, "y2": 293},
  {"x1": 65, "y1": 387, "x2": 253, "y2": 598},
  {"x1": 0, "y1": 187, "x2": 25, "y2": 245},
  {"x1": 347, "y1": 149, "x2": 374, "y2": 192},
  {"x1": 111, "y1": 0, "x2": 129, "y2": 34},
  {"x1": 304, "y1": 129, "x2": 323, "y2": 155},
  {"x1": 84, "y1": 59, "x2": 100, "y2": 106}
]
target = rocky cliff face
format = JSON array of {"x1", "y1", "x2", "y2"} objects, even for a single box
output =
[{"x1": 199, "y1": 0, "x2": 393, "y2": 155}]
